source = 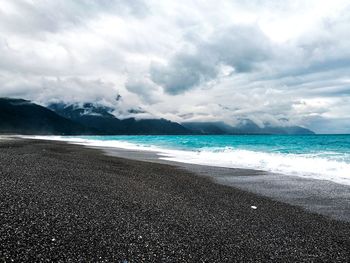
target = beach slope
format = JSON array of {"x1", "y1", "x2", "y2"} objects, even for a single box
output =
[{"x1": 0, "y1": 139, "x2": 349, "y2": 262}]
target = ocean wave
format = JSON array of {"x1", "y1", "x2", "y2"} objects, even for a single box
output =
[
  {"x1": 24, "y1": 135, "x2": 350, "y2": 186},
  {"x1": 159, "y1": 148, "x2": 350, "y2": 185}
]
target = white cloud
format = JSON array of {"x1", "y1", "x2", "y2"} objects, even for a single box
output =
[{"x1": 0, "y1": 0, "x2": 350, "y2": 133}]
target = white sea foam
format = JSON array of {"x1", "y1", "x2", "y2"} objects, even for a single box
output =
[
  {"x1": 23, "y1": 135, "x2": 350, "y2": 186},
  {"x1": 159, "y1": 148, "x2": 350, "y2": 185}
]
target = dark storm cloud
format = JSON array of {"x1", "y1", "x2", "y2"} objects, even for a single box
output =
[
  {"x1": 125, "y1": 78, "x2": 160, "y2": 103},
  {"x1": 150, "y1": 25, "x2": 272, "y2": 94}
]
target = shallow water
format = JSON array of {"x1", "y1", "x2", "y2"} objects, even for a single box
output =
[{"x1": 30, "y1": 134, "x2": 350, "y2": 185}]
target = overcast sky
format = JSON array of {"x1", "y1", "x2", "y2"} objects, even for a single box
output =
[{"x1": 1, "y1": 0, "x2": 350, "y2": 133}]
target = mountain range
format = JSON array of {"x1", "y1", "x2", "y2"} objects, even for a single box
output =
[
  {"x1": 182, "y1": 121, "x2": 314, "y2": 135},
  {"x1": 0, "y1": 98, "x2": 92, "y2": 135},
  {"x1": 0, "y1": 98, "x2": 314, "y2": 135}
]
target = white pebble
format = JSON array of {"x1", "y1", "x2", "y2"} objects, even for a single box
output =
[{"x1": 251, "y1": 206, "x2": 257, "y2": 210}]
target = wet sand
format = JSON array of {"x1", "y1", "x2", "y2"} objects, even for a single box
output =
[
  {"x1": 1, "y1": 138, "x2": 350, "y2": 262},
  {"x1": 103, "y1": 147, "x2": 350, "y2": 222}
]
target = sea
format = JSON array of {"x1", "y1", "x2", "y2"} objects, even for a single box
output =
[{"x1": 33, "y1": 134, "x2": 350, "y2": 186}]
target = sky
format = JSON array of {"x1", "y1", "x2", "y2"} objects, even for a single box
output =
[{"x1": 1, "y1": 0, "x2": 350, "y2": 133}]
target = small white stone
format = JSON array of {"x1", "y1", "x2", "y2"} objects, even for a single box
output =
[
  {"x1": 51, "y1": 238, "x2": 56, "y2": 242},
  {"x1": 251, "y1": 206, "x2": 257, "y2": 210}
]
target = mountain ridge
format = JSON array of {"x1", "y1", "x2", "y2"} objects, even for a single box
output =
[
  {"x1": 0, "y1": 98, "x2": 314, "y2": 135},
  {"x1": 0, "y1": 98, "x2": 94, "y2": 135},
  {"x1": 182, "y1": 121, "x2": 314, "y2": 135},
  {"x1": 48, "y1": 102, "x2": 192, "y2": 135}
]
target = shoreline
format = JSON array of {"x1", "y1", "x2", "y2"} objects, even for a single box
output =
[
  {"x1": 16, "y1": 134, "x2": 350, "y2": 186},
  {"x1": 8, "y1": 135, "x2": 350, "y2": 222},
  {"x1": 12, "y1": 135, "x2": 350, "y2": 222},
  {"x1": 100, "y1": 144, "x2": 350, "y2": 223},
  {"x1": 1, "y1": 138, "x2": 350, "y2": 261}
]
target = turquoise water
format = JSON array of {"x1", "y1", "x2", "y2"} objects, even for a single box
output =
[
  {"x1": 78, "y1": 135, "x2": 350, "y2": 162},
  {"x1": 42, "y1": 134, "x2": 350, "y2": 185}
]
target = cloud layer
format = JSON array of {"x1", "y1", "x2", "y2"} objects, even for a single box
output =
[{"x1": 1, "y1": 0, "x2": 350, "y2": 133}]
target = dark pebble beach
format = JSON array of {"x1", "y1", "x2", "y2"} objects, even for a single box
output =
[{"x1": 0, "y1": 138, "x2": 349, "y2": 262}]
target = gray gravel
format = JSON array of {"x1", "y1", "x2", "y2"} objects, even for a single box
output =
[{"x1": 0, "y1": 139, "x2": 350, "y2": 262}]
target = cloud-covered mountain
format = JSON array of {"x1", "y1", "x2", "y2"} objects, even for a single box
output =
[
  {"x1": 48, "y1": 101, "x2": 314, "y2": 135},
  {"x1": 182, "y1": 121, "x2": 314, "y2": 135},
  {"x1": 0, "y1": 98, "x2": 93, "y2": 135},
  {"x1": 0, "y1": 98, "x2": 192, "y2": 135},
  {"x1": 48, "y1": 102, "x2": 192, "y2": 135},
  {"x1": 0, "y1": 98, "x2": 314, "y2": 135}
]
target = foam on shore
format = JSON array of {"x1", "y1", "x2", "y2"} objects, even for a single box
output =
[{"x1": 23, "y1": 135, "x2": 350, "y2": 186}]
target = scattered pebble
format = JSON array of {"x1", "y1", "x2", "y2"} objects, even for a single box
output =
[{"x1": 1, "y1": 139, "x2": 349, "y2": 262}]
